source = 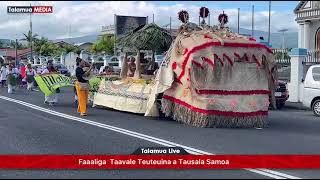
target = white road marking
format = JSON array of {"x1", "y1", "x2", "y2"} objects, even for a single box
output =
[{"x1": 0, "y1": 95, "x2": 301, "y2": 179}]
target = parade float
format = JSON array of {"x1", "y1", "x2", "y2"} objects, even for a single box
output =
[
  {"x1": 92, "y1": 23, "x2": 172, "y2": 114},
  {"x1": 93, "y1": 7, "x2": 278, "y2": 128}
]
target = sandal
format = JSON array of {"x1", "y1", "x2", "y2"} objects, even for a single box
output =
[{"x1": 80, "y1": 113, "x2": 87, "y2": 116}]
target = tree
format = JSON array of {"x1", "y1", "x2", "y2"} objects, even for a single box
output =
[
  {"x1": 9, "y1": 40, "x2": 27, "y2": 50},
  {"x1": 21, "y1": 30, "x2": 39, "y2": 48},
  {"x1": 60, "y1": 43, "x2": 81, "y2": 55},
  {"x1": 91, "y1": 35, "x2": 114, "y2": 54}
]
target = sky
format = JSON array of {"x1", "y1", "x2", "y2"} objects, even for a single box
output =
[{"x1": 0, "y1": 1, "x2": 299, "y2": 40}]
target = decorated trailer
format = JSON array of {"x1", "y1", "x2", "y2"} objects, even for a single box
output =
[{"x1": 93, "y1": 8, "x2": 278, "y2": 128}]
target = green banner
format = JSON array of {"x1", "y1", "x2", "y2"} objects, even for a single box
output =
[{"x1": 35, "y1": 73, "x2": 74, "y2": 96}]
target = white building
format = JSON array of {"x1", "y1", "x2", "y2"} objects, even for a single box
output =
[
  {"x1": 74, "y1": 42, "x2": 93, "y2": 52},
  {"x1": 295, "y1": 1, "x2": 320, "y2": 50}
]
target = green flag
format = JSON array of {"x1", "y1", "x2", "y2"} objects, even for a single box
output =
[{"x1": 35, "y1": 73, "x2": 74, "y2": 96}]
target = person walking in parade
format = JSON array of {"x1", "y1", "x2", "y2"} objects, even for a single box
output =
[
  {"x1": 6, "y1": 64, "x2": 18, "y2": 94},
  {"x1": 75, "y1": 58, "x2": 93, "y2": 116},
  {"x1": 0, "y1": 64, "x2": 7, "y2": 88},
  {"x1": 25, "y1": 63, "x2": 37, "y2": 91},
  {"x1": 42, "y1": 61, "x2": 59, "y2": 106}
]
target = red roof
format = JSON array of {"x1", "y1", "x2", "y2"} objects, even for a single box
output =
[{"x1": 0, "y1": 48, "x2": 34, "y2": 58}]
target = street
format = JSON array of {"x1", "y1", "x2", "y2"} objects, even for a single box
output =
[{"x1": 0, "y1": 87, "x2": 319, "y2": 179}]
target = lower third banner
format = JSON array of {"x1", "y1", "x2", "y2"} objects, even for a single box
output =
[
  {"x1": 0, "y1": 155, "x2": 320, "y2": 169},
  {"x1": 35, "y1": 73, "x2": 74, "y2": 96}
]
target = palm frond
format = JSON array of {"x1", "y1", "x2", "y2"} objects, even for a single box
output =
[{"x1": 117, "y1": 23, "x2": 173, "y2": 53}]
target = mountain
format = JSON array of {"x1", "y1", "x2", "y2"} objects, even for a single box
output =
[
  {"x1": 230, "y1": 27, "x2": 298, "y2": 48},
  {"x1": 52, "y1": 28, "x2": 298, "y2": 49},
  {"x1": 51, "y1": 34, "x2": 100, "y2": 44}
]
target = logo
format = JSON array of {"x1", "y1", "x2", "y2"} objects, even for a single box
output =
[{"x1": 7, "y1": 6, "x2": 53, "y2": 14}]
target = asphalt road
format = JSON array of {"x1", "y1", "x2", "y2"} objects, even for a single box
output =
[{"x1": 0, "y1": 87, "x2": 319, "y2": 179}]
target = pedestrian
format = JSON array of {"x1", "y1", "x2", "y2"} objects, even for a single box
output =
[
  {"x1": 25, "y1": 63, "x2": 36, "y2": 91},
  {"x1": 9, "y1": 63, "x2": 19, "y2": 92},
  {"x1": 6, "y1": 64, "x2": 17, "y2": 94},
  {"x1": 128, "y1": 57, "x2": 136, "y2": 77},
  {"x1": 75, "y1": 58, "x2": 93, "y2": 116},
  {"x1": 20, "y1": 63, "x2": 27, "y2": 88},
  {"x1": 0, "y1": 64, "x2": 7, "y2": 88},
  {"x1": 42, "y1": 61, "x2": 59, "y2": 106}
]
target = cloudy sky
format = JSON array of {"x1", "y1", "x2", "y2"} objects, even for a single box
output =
[{"x1": 0, "y1": 1, "x2": 298, "y2": 40}]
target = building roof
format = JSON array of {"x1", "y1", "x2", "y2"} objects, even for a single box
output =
[
  {"x1": 74, "y1": 42, "x2": 93, "y2": 46},
  {"x1": 294, "y1": 1, "x2": 308, "y2": 13},
  {"x1": 0, "y1": 48, "x2": 35, "y2": 59}
]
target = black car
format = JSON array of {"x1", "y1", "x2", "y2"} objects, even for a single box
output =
[{"x1": 274, "y1": 80, "x2": 289, "y2": 109}]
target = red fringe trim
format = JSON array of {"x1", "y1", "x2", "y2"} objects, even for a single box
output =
[
  {"x1": 252, "y1": 55, "x2": 261, "y2": 67},
  {"x1": 183, "y1": 48, "x2": 189, "y2": 55},
  {"x1": 163, "y1": 95, "x2": 268, "y2": 117},
  {"x1": 214, "y1": 54, "x2": 224, "y2": 66},
  {"x1": 223, "y1": 53, "x2": 234, "y2": 66},
  {"x1": 204, "y1": 34, "x2": 213, "y2": 39},
  {"x1": 178, "y1": 41, "x2": 272, "y2": 81},
  {"x1": 201, "y1": 56, "x2": 215, "y2": 68},
  {"x1": 192, "y1": 60, "x2": 204, "y2": 69},
  {"x1": 195, "y1": 89, "x2": 271, "y2": 95},
  {"x1": 234, "y1": 52, "x2": 241, "y2": 61},
  {"x1": 243, "y1": 53, "x2": 249, "y2": 62}
]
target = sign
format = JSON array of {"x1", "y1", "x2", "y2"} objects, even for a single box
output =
[
  {"x1": 115, "y1": 15, "x2": 147, "y2": 38},
  {"x1": 35, "y1": 73, "x2": 73, "y2": 96},
  {"x1": 7, "y1": 6, "x2": 53, "y2": 13}
]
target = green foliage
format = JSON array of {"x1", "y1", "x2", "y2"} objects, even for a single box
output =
[
  {"x1": 117, "y1": 23, "x2": 172, "y2": 53},
  {"x1": 22, "y1": 30, "x2": 39, "y2": 47},
  {"x1": 34, "y1": 37, "x2": 61, "y2": 56},
  {"x1": 9, "y1": 40, "x2": 27, "y2": 50},
  {"x1": 60, "y1": 43, "x2": 81, "y2": 55},
  {"x1": 91, "y1": 35, "x2": 115, "y2": 54}
]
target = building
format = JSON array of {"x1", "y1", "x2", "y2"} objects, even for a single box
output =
[
  {"x1": 294, "y1": 1, "x2": 320, "y2": 50},
  {"x1": 0, "y1": 48, "x2": 35, "y2": 65},
  {"x1": 74, "y1": 42, "x2": 93, "y2": 51},
  {"x1": 100, "y1": 25, "x2": 115, "y2": 37}
]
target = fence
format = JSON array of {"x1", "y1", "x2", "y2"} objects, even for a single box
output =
[{"x1": 304, "y1": 49, "x2": 320, "y2": 64}]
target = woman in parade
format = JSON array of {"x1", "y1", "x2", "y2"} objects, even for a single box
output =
[
  {"x1": 42, "y1": 61, "x2": 59, "y2": 105},
  {"x1": 20, "y1": 64, "x2": 27, "y2": 88},
  {"x1": 25, "y1": 63, "x2": 37, "y2": 91},
  {"x1": 6, "y1": 64, "x2": 18, "y2": 94},
  {"x1": 75, "y1": 58, "x2": 93, "y2": 116}
]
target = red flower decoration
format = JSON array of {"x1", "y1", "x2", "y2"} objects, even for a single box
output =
[{"x1": 172, "y1": 62, "x2": 177, "y2": 70}]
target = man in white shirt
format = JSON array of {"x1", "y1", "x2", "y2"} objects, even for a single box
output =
[{"x1": 0, "y1": 64, "x2": 7, "y2": 87}]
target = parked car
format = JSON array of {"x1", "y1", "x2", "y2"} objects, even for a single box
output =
[
  {"x1": 53, "y1": 64, "x2": 71, "y2": 77},
  {"x1": 274, "y1": 80, "x2": 289, "y2": 109},
  {"x1": 302, "y1": 65, "x2": 320, "y2": 116}
]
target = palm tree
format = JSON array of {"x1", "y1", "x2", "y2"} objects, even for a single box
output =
[
  {"x1": 21, "y1": 30, "x2": 39, "y2": 49},
  {"x1": 9, "y1": 40, "x2": 25, "y2": 50}
]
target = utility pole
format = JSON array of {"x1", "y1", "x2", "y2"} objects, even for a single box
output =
[
  {"x1": 252, "y1": 5, "x2": 254, "y2": 37},
  {"x1": 169, "y1": 16, "x2": 172, "y2": 33},
  {"x1": 15, "y1": 39, "x2": 17, "y2": 67},
  {"x1": 238, "y1": 8, "x2": 240, "y2": 34},
  {"x1": 152, "y1": 13, "x2": 154, "y2": 23},
  {"x1": 30, "y1": 3, "x2": 33, "y2": 61},
  {"x1": 268, "y1": 1, "x2": 271, "y2": 44}
]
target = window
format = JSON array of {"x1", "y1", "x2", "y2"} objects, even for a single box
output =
[{"x1": 312, "y1": 67, "x2": 320, "y2": 81}]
